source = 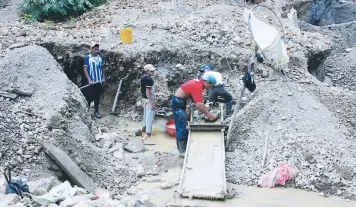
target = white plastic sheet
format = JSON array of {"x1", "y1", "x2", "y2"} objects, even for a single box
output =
[
  {"x1": 29, "y1": 181, "x2": 77, "y2": 206},
  {"x1": 243, "y1": 9, "x2": 290, "y2": 66}
]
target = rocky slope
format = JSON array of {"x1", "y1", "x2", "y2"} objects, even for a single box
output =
[
  {"x1": 0, "y1": 0, "x2": 331, "y2": 110},
  {"x1": 227, "y1": 78, "x2": 356, "y2": 199},
  {"x1": 0, "y1": 45, "x2": 136, "y2": 198},
  {"x1": 0, "y1": 0, "x2": 356, "y2": 203}
]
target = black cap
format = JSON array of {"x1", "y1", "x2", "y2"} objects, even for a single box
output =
[{"x1": 92, "y1": 44, "x2": 99, "y2": 48}]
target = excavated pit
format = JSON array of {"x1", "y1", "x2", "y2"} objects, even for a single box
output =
[
  {"x1": 306, "y1": 49, "x2": 330, "y2": 82},
  {"x1": 292, "y1": 0, "x2": 356, "y2": 26},
  {"x1": 40, "y1": 42, "x2": 249, "y2": 112}
]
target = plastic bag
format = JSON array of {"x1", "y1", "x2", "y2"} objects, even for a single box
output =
[
  {"x1": 258, "y1": 163, "x2": 297, "y2": 188},
  {"x1": 243, "y1": 9, "x2": 290, "y2": 67},
  {"x1": 4, "y1": 169, "x2": 29, "y2": 198},
  {"x1": 30, "y1": 181, "x2": 77, "y2": 206}
]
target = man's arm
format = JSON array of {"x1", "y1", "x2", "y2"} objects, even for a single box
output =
[
  {"x1": 101, "y1": 57, "x2": 105, "y2": 82},
  {"x1": 146, "y1": 88, "x2": 155, "y2": 110},
  {"x1": 195, "y1": 102, "x2": 214, "y2": 119},
  {"x1": 84, "y1": 66, "x2": 93, "y2": 85},
  {"x1": 84, "y1": 56, "x2": 93, "y2": 85},
  {"x1": 191, "y1": 91, "x2": 216, "y2": 120}
]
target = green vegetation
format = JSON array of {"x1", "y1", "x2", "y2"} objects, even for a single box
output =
[
  {"x1": 0, "y1": 0, "x2": 7, "y2": 8},
  {"x1": 19, "y1": 0, "x2": 106, "y2": 22}
]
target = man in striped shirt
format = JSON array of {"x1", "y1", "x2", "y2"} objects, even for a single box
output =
[{"x1": 83, "y1": 44, "x2": 105, "y2": 118}]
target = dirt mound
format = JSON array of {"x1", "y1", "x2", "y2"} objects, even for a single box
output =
[
  {"x1": 226, "y1": 79, "x2": 356, "y2": 198},
  {"x1": 0, "y1": 45, "x2": 136, "y2": 195}
]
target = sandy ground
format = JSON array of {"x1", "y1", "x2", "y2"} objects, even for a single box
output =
[{"x1": 93, "y1": 112, "x2": 355, "y2": 207}]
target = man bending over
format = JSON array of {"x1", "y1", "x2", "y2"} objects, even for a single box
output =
[{"x1": 171, "y1": 73, "x2": 218, "y2": 158}]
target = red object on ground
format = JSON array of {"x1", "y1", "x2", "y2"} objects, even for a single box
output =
[
  {"x1": 165, "y1": 119, "x2": 176, "y2": 138},
  {"x1": 91, "y1": 195, "x2": 99, "y2": 200}
]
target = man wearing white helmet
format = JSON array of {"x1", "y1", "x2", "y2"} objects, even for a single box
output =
[
  {"x1": 199, "y1": 64, "x2": 233, "y2": 116},
  {"x1": 171, "y1": 73, "x2": 218, "y2": 157}
]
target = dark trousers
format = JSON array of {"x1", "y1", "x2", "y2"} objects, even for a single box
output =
[
  {"x1": 171, "y1": 96, "x2": 188, "y2": 154},
  {"x1": 208, "y1": 84, "x2": 233, "y2": 103},
  {"x1": 81, "y1": 83, "x2": 103, "y2": 113}
]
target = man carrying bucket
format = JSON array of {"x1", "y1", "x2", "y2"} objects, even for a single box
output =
[
  {"x1": 140, "y1": 64, "x2": 156, "y2": 141},
  {"x1": 171, "y1": 73, "x2": 218, "y2": 158}
]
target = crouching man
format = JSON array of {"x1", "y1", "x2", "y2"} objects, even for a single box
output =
[
  {"x1": 171, "y1": 73, "x2": 218, "y2": 158},
  {"x1": 199, "y1": 64, "x2": 234, "y2": 116}
]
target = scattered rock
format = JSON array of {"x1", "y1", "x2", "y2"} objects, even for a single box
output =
[
  {"x1": 28, "y1": 176, "x2": 60, "y2": 196},
  {"x1": 136, "y1": 166, "x2": 145, "y2": 178},
  {"x1": 124, "y1": 142, "x2": 146, "y2": 153},
  {"x1": 8, "y1": 42, "x2": 27, "y2": 50},
  {"x1": 135, "y1": 130, "x2": 142, "y2": 136},
  {"x1": 226, "y1": 188, "x2": 238, "y2": 199},
  {"x1": 334, "y1": 164, "x2": 354, "y2": 180},
  {"x1": 114, "y1": 150, "x2": 124, "y2": 159},
  {"x1": 261, "y1": 70, "x2": 269, "y2": 78},
  {"x1": 302, "y1": 150, "x2": 316, "y2": 164},
  {"x1": 133, "y1": 200, "x2": 145, "y2": 207},
  {"x1": 160, "y1": 181, "x2": 179, "y2": 189}
]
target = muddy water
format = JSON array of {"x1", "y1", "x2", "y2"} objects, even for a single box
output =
[
  {"x1": 95, "y1": 114, "x2": 177, "y2": 153},
  {"x1": 135, "y1": 169, "x2": 356, "y2": 207},
  {"x1": 96, "y1": 114, "x2": 356, "y2": 206}
]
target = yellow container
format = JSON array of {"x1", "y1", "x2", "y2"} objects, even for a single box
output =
[{"x1": 120, "y1": 28, "x2": 133, "y2": 44}]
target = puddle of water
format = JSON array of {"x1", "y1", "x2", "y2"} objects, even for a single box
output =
[
  {"x1": 95, "y1": 114, "x2": 177, "y2": 153},
  {"x1": 97, "y1": 114, "x2": 356, "y2": 207},
  {"x1": 143, "y1": 133, "x2": 177, "y2": 153},
  {"x1": 134, "y1": 176, "x2": 356, "y2": 207}
]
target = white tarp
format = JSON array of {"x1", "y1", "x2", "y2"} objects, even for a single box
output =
[
  {"x1": 29, "y1": 181, "x2": 77, "y2": 206},
  {"x1": 243, "y1": 9, "x2": 290, "y2": 66}
]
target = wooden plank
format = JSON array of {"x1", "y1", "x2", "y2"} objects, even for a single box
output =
[
  {"x1": 111, "y1": 79, "x2": 123, "y2": 114},
  {"x1": 178, "y1": 130, "x2": 226, "y2": 199},
  {"x1": 41, "y1": 141, "x2": 98, "y2": 193},
  {"x1": 189, "y1": 123, "x2": 228, "y2": 128},
  {"x1": 0, "y1": 91, "x2": 17, "y2": 100}
]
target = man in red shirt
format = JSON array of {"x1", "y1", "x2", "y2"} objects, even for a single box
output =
[{"x1": 171, "y1": 73, "x2": 218, "y2": 157}]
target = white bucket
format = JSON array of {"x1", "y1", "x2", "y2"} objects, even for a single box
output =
[{"x1": 153, "y1": 118, "x2": 167, "y2": 133}]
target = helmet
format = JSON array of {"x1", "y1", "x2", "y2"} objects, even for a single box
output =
[
  {"x1": 199, "y1": 64, "x2": 214, "y2": 72},
  {"x1": 202, "y1": 73, "x2": 217, "y2": 85}
]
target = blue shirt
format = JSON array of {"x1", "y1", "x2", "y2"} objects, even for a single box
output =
[{"x1": 84, "y1": 54, "x2": 105, "y2": 83}]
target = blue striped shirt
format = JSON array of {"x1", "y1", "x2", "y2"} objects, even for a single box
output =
[{"x1": 84, "y1": 54, "x2": 105, "y2": 83}]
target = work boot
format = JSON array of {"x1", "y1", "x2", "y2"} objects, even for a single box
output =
[
  {"x1": 177, "y1": 141, "x2": 187, "y2": 158},
  {"x1": 94, "y1": 112, "x2": 102, "y2": 119},
  {"x1": 225, "y1": 102, "x2": 233, "y2": 116}
]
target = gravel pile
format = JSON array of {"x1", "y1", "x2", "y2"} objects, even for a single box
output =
[
  {"x1": 0, "y1": 95, "x2": 52, "y2": 181},
  {"x1": 227, "y1": 80, "x2": 356, "y2": 199}
]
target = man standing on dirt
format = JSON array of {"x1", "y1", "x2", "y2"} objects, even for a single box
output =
[
  {"x1": 82, "y1": 44, "x2": 105, "y2": 119},
  {"x1": 171, "y1": 73, "x2": 218, "y2": 158},
  {"x1": 199, "y1": 64, "x2": 234, "y2": 116},
  {"x1": 140, "y1": 64, "x2": 156, "y2": 141}
]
